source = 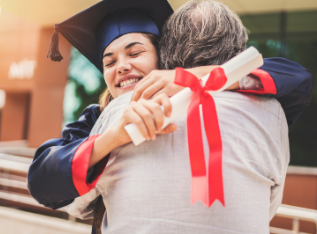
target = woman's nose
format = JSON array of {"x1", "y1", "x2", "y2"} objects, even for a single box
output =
[{"x1": 117, "y1": 58, "x2": 132, "y2": 74}]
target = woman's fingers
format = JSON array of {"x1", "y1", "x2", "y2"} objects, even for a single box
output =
[
  {"x1": 140, "y1": 100, "x2": 164, "y2": 131},
  {"x1": 151, "y1": 84, "x2": 184, "y2": 100},
  {"x1": 130, "y1": 101, "x2": 157, "y2": 140},
  {"x1": 122, "y1": 107, "x2": 150, "y2": 141},
  {"x1": 153, "y1": 93, "x2": 172, "y2": 118},
  {"x1": 132, "y1": 72, "x2": 157, "y2": 101},
  {"x1": 157, "y1": 124, "x2": 177, "y2": 135},
  {"x1": 120, "y1": 96, "x2": 176, "y2": 142},
  {"x1": 140, "y1": 82, "x2": 165, "y2": 100},
  {"x1": 131, "y1": 70, "x2": 178, "y2": 102}
]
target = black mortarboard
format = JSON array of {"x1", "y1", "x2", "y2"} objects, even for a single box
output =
[{"x1": 47, "y1": 0, "x2": 173, "y2": 73}]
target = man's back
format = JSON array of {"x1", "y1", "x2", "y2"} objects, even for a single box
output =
[{"x1": 70, "y1": 91, "x2": 289, "y2": 234}]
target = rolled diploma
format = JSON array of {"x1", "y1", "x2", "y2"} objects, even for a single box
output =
[{"x1": 125, "y1": 46, "x2": 264, "y2": 146}]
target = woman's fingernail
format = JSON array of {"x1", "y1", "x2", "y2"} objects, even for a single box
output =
[
  {"x1": 146, "y1": 136, "x2": 150, "y2": 141},
  {"x1": 152, "y1": 135, "x2": 156, "y2": 140}
]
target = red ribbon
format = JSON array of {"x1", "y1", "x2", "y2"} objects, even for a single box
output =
[{"x1": 174, "y1": 67, "x2": 227, "y2": 207}]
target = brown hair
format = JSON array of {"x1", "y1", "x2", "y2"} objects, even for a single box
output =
[
  {"x1": 159, "y1": 0, "x2": 249, "y2": 70},
  {"x1": 99, "y1": 33, "x2": 160, "y2": 111}
]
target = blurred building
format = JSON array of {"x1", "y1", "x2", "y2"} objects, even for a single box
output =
[{"x1": 0, "y1": 7, "x2": 72, "y2": 147}]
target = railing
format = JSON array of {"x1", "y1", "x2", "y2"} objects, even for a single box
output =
[
  {"x1": 0, "y1": 206, "x2": 91, "y2": 234},
  {"x1": 0, "y1": 148, "x2": 77, "y2": 221},
  {"x1": 0, "y1": 153, "x2": 33, "y2": 207},
  {"x1": 270, "y1": 204, "x2": 317, "y2": 234},
  {"x1": 0, "y1": 140, "x2": 36, "y2": 157}
]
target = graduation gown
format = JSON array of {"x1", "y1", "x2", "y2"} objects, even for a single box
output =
[{"x1": 27, "y1": 58, "x2": 314, "y2": 209}]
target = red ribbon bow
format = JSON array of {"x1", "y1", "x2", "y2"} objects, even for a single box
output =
[{"x1": 174, "y1": 67, "x2": 227, "y2": 207}]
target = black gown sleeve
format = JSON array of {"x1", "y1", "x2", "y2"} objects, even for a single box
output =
[
  {"x1": 27, "y1": 104, "x2": 101, "y2": 209},
  {"x1": 240, "y1": 57, "x2": 314, "y2": 126}
]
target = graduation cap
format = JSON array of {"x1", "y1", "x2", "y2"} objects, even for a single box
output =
[{"x1": 47, "y1": 0, "x2": 173, "y2": 73}]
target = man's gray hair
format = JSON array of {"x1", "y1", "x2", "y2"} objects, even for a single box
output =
[{"x1": 159, "y1": 0, "x2": 249, "y2": 69}]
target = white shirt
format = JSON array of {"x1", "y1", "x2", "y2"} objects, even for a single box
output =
[{"x1": 66, "y1": 91, "x2": 289, "y2": 234}]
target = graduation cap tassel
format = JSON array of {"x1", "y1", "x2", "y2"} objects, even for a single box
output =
[{"x1": 47, "y1": 25, "x2": 63, "y2": 62}]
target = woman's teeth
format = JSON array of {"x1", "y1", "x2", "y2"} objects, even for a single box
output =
[{"x1": 119, "y1": 78, "x2": 139, "y2": 87}]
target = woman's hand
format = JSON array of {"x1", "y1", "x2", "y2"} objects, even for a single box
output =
[
  {"x1": 131, "y1": 65, "x2": 240, "y2": 102},
  {"x1": 114, "y1": 93, "x2": 177, "y2": 145},
  {"x1": 89, "y1": 94, "x2": 177, "y2": 168},
  {"x1": 131, "y1": 70, "x2": 184, "y2": 101}
]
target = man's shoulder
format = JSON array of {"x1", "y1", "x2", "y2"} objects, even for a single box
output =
[
  {"x1": 215, "y1": 91, "x2": 276, "y2": 103},
  {"x1": 214, "y1": 91, "x2": 287, "y2": 134},
  {"x1": 214, "y1": 91, "x2": 281, "y2": 115},
  {"x1": 214, "y1": 91, "x2": 287, "y2": 143}
]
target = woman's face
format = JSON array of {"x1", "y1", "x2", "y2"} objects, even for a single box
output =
[{"x1": 102, "y1": 33, "x2": 159, "y2": 98}]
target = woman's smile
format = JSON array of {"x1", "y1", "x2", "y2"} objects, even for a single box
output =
[{"x1": 116, "y1": 74, "x2": 143, "y2": 89}]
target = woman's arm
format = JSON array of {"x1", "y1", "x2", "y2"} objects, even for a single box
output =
[
  {"x1": 249, "y1": 57, "x2": 314, "y2": 126},
  {"x1": 27, "y1": 104, "x2": 102, "y2": 209},
  {"x1": 89, "y1": 94, "x2": 176, "y2": 168},
  {"x1": 28, "y1": 95, "x2": 176, "y2": 209},
  {"x1": 67, "y1": 95, "x2": 177, "y2": 198},
  {"x1": 131, "y1": 57, "x2": 314, "y2": 127}
]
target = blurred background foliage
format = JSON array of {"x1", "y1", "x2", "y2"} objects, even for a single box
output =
[
  {"x1": 64, "y1": 10, "x2": 317, "y2": 167},
  {"x1": 64, "y1": 48, "x2": 106, "y2": 124}
]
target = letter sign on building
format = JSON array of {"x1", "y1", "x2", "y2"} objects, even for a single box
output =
[{"x1": 8, "y1": 59, "x2": 37, "y2": 80}]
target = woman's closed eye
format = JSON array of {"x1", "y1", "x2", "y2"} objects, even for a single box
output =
[
  {"x1": 104, "y1": 51, "x2": 145, "y2": 67},
  {"x1": 130, "y1": 50, "x2": 145, "y2": 57},
  {"x1": 105, "y1": 61, "x2": 116, "y2": 67}
]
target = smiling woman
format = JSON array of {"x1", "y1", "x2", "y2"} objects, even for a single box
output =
[
  {"x1": 100, "y1": 33, "x2": 159, "y2": 102},
  {"x1": 27, "y1": 0, "x2": 177, "y2": 217}
]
